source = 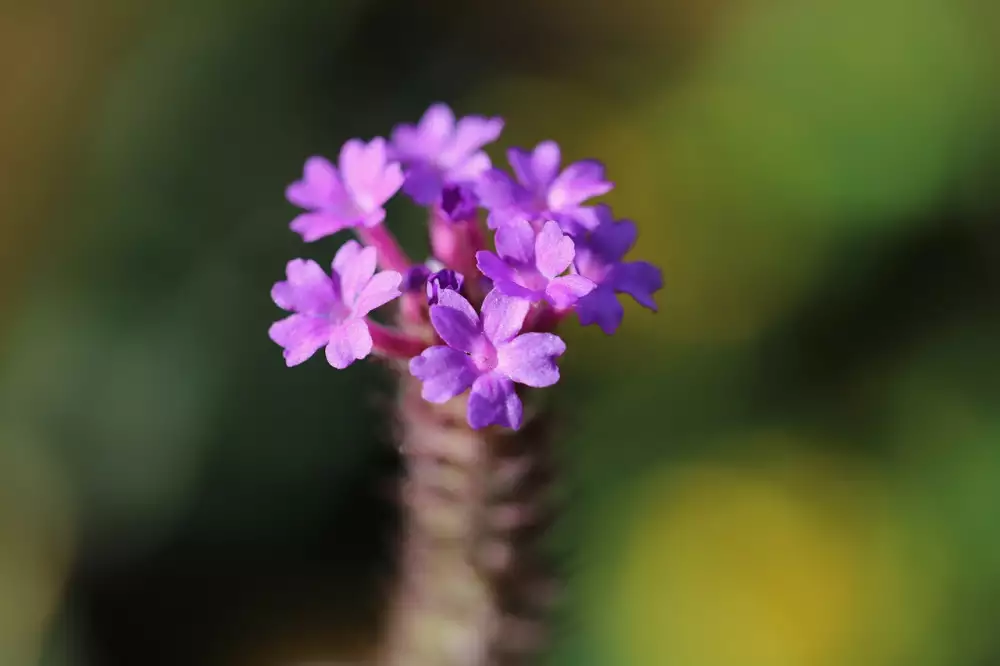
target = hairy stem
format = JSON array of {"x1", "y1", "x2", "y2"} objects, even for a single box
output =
[{"x1": 377, "y1": 369, "x2": 557, "y2": 666}]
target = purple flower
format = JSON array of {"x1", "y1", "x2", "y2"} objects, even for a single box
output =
[
  {"x1": 439, "y1": 183, "x2": 479, "y2": 223},
  {"x1": 476, "y1": 141, "x2": 613, "y2": 233},
  {"x1": 409, "y1": 290, "x2": 566, "y2": 430},
  {"x1": 269, "y1": 241, "x2": 403, "y2": 368},
  {"x1": 476, "y1": 218, "x2": 595, "y2": 309},
  {"x1": 574, "y1": 206, "x2": 663, "y2": 335},
  {"x1": 401, "y1": 264, "x2": 433, "y2": 293},
  {"x1": 390, "y1": 103, "x2": 504, "y2": 205},
  {"x1": 426, "y1": 269, "x2": 464, "y2": 305},
  {"x1": 287, "y1": 138, "x2": 404, "y2": 242}
]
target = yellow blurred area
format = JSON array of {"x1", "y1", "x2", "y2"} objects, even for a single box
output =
[
  {"x1": 0, "y1": 431, "x2": 74, "y2": 663},
  {"x1": 597, "y1": 442, "x2": 949, "y2": 666},
  {"x1": 0, "y1": 1, "x2": 146, "y2": 312}
]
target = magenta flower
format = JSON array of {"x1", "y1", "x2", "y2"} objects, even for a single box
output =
[
  {"x1": 409, "y1": 290, "x2": 566, "y2": 429},
  {"x1": 476, "y1": 141, "x2": 613, "y2": 233},
  {"x1": 574, "y1": 206, "x2": 663, "y2": 334},
  {"x1": 286, "y1": 138, "x2": 404, "y2": 242},
  {"x1": 390, "y1": 103, "x2": 504, "y2": 205},
  {"x1": 476, "y1": 218, "x2": 595, "y2": 309},
  {"x1": 269, "y1": 241, "x2": 403, "y2": 368}
]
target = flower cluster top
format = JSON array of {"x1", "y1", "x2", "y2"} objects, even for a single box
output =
[{"x1": 270, "y1": 103, "x2": 663, "y2": 430}]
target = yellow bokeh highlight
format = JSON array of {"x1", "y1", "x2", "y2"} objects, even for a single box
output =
[{"x1": 597, "y1": 443, "x2": 947, "y2": 666}]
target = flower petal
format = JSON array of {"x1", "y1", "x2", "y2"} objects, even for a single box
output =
[
  {"x1": 497, "y1": 332, "x2": 566, "y2": 387},
  {"x1": 335, "y1": 244, "x2": 378, "y2": 305},
  {"x1": 467, "y1": 373, "x2": 522, "y2": 430},
  {"x1": 446, "y1": 151, "x2": 492, "y2": 182},
  {"x1": 493, "y1": 280, "x2": 542, "y2": 303},
  {"x1": 372, "y1": 161, "x2": 404, "y2": 208},
  {"x1": 486, "y1": 209, "x2": 522, "y2": 230},
  {"x1": 360, "y1": 208, "x2": 388, "y2": 228},
  {"x1": 475, "y1": 251, "x2": 516, "y2": 284},
  {"x1": 507, "y1": 147, "x2": 537, "y2": 191},
  {"x1": 416, "y1": 103, "x2": 456, "y2": 152},
  {"x1": 437, "y1": 288, "x2": 480, "y2": 320},
  {"x1": 325, "y1": 318, "x2": 372, "y2": 369},
  {"x1": 494, "y1": 217, "x2": 536, "y2": 264},
  {"x1": 409, "y1": 346, "x2": 478, "y2": 403},
  {"x1": 476, "y1": 169, "x2": 519, "y2": 214},
  {"x1": 547, "y1": 159, "x2": 613, "y2": 210},
  {"x1": 286, "y1": 156, "x2": 342, "y2": 209},
  {"x1": 353, "y1": 270, "x2": 402, "y2": 316},
  {"x1": 553, "y1": 207, "x2": 601, "y2": 236},
  {"x1": 545, "y1": 274, "x2": 595, "y2": 309},
  {"x1": 572, "y1": 243, "x2": 608, "y2": 283},
  {"x1": 440, "y1": 116, "x2": 503, "y2": 168},
  {"x1": 534, "y1": 220, "x2": 575, "y2": 278},
  {"x1": 339, "y1": 138, "x2": 401, "y2": 212},
  {"x1": 271, "y1": 258, "x2": 336, "y2": 314},
  {"x1": 429, "y1": 291, "x2": 482, "y2": 352},
  {"x1": 531, "y1": 141, "x2": 562, "y2": 187},
  {"x1": 401, "y1": 164, "x2": 445, "y2": 205},
  {"x1": 269, "y1": 314, "x2": 331, "y2": 367},
  {"x1": 290, "y1": 211, "x2": 353, "y2": 242},
  {"x1": 481, "y1": 289, "x2": 530, "y2": 345},
  {"x1": 390, "y1": 103, "x2": 454, "y2": 160},
  {"x1": 332, "y1": 240, "x2": 364, "y2": 274},
  {"x1": 590, "y1": 216, "x2": 637, "y2": 263},
  {"x1": 612, "y1": 261, "x2": 663, "y2": 311},
  {"x1": 339, "y1": 139, "x2": 380, "y2": 193},
  {"x1": 576, "y1": 285, "x2": 624, "y2": 335}
]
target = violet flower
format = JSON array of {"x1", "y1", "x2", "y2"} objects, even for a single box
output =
[
  {"x1": 409, "y1": 290, "x2": 566, "y2": 430},
  {"x1": 287, "y1": 138, "x2": 404, "y2": 242},
  {"x1": 439, "y1": 183, "x2": 479, "y2": 223},
  {"x1": 476, "y1": 218, "x2": 595, "y2": 309},
  {"x1": 426, "y1": 269, "x2": 464, "y2": 305},
  {"x1": 476, "y1": 140, "x2": 613, "y2": 234},
  {"x1": 390, "y1": 103, "x2": 503, "y2": 206},
  {"x1": 574, "y1": 205, "x2": 664, "y2": 334},
  {"x1": 269, "y1": 241, "x2": 403, "y2": 368}
]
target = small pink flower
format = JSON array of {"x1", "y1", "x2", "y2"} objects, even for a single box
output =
[
  {"x1": 286, "y1": 138, "x2": 404, "y2": 242},
  {"x1": 409, "y1": 290, "x2": 566, "y2": 430},
  {"x1": 269, "y1": 241, "x2": 402, "y2": 368},
  {"x1": 476, "y1": 219, "x2": 595, "y2": 309}
]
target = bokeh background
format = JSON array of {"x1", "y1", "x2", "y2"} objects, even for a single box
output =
[{"x1": 2, "y1": 0, "x2": 1000, "y2": 664}]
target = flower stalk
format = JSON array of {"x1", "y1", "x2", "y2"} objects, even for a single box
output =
[
  {"x1": 266, "y1": 102, "x2": 664, "y2": 664},
  {"x1": 378, "y1": 370, "x2": 557, "y2": 666}
]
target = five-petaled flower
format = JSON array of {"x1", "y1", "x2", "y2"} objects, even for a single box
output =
[
  {"x1": 287, "y1": 138, "x2": 404, "y2": 242},
  {"x1": 410, "y1": 290, "x2": 566, "y2": 429},
  {"x1": 476, "y1": 218, "x2": 595, "y2": 309},
  {"x1": 269, "y1": 241, "x2": 402, "y2": 368},
  {"x1": 477, "y1": 140, "x2": 613, "y2": 234},
  {"x1": 391, "y1": 103, "x2": 503, "y2": 206},
  {"x1": 573, "y1": 206, "x2": 664, "y2": 335}
]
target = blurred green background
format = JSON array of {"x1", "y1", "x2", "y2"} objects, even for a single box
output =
[{"x1": 2, "y1": 0, "x2": 1000, "y2": 664}]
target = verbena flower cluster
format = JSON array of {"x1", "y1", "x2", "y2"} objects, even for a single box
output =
[{"x1": 269, "y1": 103, "x2": 663, "y2": 430}]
